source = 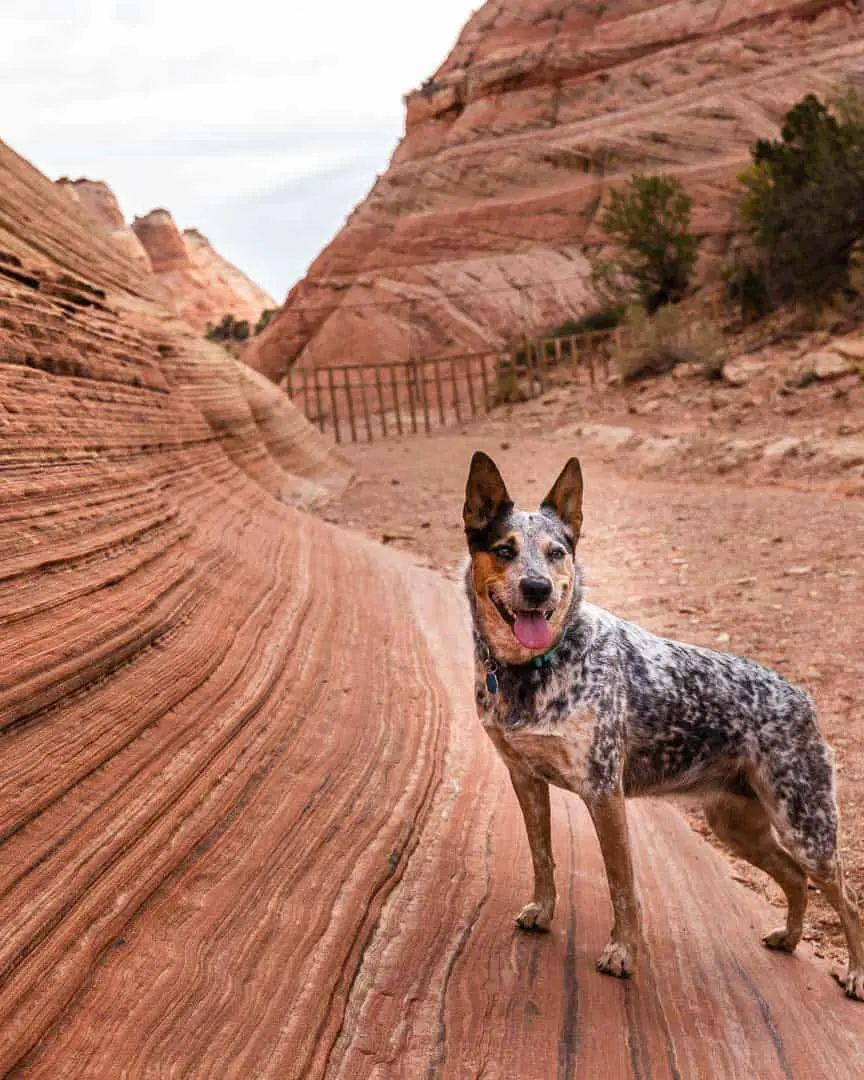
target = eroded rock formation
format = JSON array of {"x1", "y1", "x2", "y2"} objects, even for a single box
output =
[
  {"x1": 246, "y1": 0, "x2": 864, "y2": 382},
  {"x1": 56, "y1": 177, "x2": 276, "y2": 334},
  {"x1": 132, "y1": 209, "x2": 276, "y2": 333},
  {"x1": 3, "y1": 133, "x2": 864, "y2": 1075},
  {"x1": 56, "y1": 177, "x2": 151, "y2": 269}
]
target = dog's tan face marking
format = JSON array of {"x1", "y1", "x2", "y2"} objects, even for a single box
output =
[{"x1": 464, "y1": 452, "x2": 583, "y2": 665}]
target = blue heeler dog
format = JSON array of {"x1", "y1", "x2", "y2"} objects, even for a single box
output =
[{"x1": 464, "y1": 450, "x2": 863, "y2": 999}]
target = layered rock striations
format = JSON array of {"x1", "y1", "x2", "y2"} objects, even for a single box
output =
[
  {"x1": 246, "y1": 0, "x2": 864, "y2": 382},
  {"x1": 3, "y1": 134, "x2": 864, "y2": 1074},
  {"x1": 56, "y1": 177, "x2": 276, "y2": 334}
]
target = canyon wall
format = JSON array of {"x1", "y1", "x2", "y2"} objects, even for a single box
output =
[{"x1": 245, "y1": 0, "x2": 864, "y2": 382}]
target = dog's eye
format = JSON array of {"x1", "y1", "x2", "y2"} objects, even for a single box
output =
[
  {"x1": 493, "y1": 544, "x2": 516, "y2": 561},
  {"x1": 547, "y1": 547, "x2": 566, "y2": 562}
]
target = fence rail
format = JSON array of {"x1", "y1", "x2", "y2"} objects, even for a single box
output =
[{"x1": 285, "y1": 331, "x2": 616, "y2": 444}]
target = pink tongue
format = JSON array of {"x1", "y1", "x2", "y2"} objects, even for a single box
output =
[{"x1": 513, "y1": 613, "x2": 553, "y2": 651}]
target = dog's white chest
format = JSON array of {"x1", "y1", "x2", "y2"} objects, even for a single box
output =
[{"x1": 482, "y1": 710, "x2": 596, "y2": 794}]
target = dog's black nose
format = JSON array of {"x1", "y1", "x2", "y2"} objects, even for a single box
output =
[{"x1": 520, "y1": 577, "x2": 552, "y2": 604}]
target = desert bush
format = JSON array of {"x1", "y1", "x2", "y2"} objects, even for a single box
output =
[
  {"x1": 255, "y1": 308, "x2": 277, "y2": 335},
  {"x1": 205, "y1": 313, "x2": 253, "y2": 344},
  {"x1": 551, "y1": 307, "x2": 623, "y2": 337},
  {"x1": 739, "y1": 92, "x2": 864, "y2": 304},
  {"x1": 592, "y1": 173, "x2": 698, "y2": 314},
  {"x1": 616, "y1": 304, "x2": 725, "y2": 381}
]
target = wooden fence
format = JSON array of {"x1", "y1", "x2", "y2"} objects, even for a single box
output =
[{"x1": 285, "y1": 331, "x2": 615, "y2": 444}]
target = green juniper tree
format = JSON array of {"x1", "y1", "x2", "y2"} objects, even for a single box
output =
[
  {"x1": 593, "y1": 173, "x2": 697, "y2": 314},
  {"x1": 739, "y1": 92, "x2": 864, "y2": 304}
]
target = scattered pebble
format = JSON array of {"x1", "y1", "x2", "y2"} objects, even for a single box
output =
[{"x1": 784, "y1": 566, "x2": 813, "y2": 576}]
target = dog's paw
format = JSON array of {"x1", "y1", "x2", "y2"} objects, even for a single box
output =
[
  {"x1": 762, "y1": 926, "x2": 801, "y2": 953},
  {"x1": 515, "y1": 901, "x2": 553, "y2": 932},
  {"x1": 595, "y1": 941, "x2": 635, "y2": 979},
  {"x1": 832, "y1": 967, "x2": 864, "y2": 1001}
]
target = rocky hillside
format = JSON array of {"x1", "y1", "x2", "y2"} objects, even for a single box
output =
[
  {"x1": 56, "y1": 177, "x2": 275, "y2": 334},
  {"x1": 246, "y1": 0, "x2": 864, "y2": 382}
]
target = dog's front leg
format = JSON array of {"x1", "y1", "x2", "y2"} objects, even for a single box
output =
[
  {"x1": 508, "y1": 764, "x2": 556, "y2": 932},
  {"x1": 584, "y1": 792, "x2": 642, "y2": 977}
]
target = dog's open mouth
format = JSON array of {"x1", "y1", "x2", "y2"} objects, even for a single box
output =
[{"x1": 489, "y1": 591, "x2": 555, "y2": 651}]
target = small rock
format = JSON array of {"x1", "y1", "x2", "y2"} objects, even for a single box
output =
[
  {"x1": 806, "y1": 351, "x2": 854, "y2": 381},
  {"x1": 715, "y1": 632, "x2": 731, "y2": 645},
  {"x1": 500, "y1": 441, "x2": 511, "y2": 450},
  {"x1": 723, "y1": 355, "x2": 766, "y2": 387},
  {"x1": 763, "y1": 436, "x2": 801, "y2": 460},
  {"x1": 784, "y1": 566, "x2": 813, "y2": 576},
  {"x1": 832, "y1": 336, "x2": 864, "y2": 361},
  {"x1": 733, "y1": 576, "x2": 758, "y2": 586}
]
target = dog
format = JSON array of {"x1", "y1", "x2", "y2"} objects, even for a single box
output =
[{"x1": 463, "y1": 450, "x2": 863, "y2": 999}]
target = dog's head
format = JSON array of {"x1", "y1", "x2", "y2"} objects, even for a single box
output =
[{"x1": 463, "y1": 451, "x2": 583, "y2": 664}]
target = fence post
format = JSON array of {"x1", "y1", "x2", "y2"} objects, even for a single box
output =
[
  {"x1": 313, "y1": 368, "x2": 325, "y2": 434},
  {"x1": 480, "y1": 353, "x2": 491, "y2": 411},
  {"x1": 433, "y1": 359, "x2": 446, "y2": 426},
  {"x1": 374, "y1": 366, "x2": 388, "y2": 436},
  {"x1": 449, "y1": 358, "x2": 462, "y2": 424},
  {"x1": 389, "y1": 364, "x2": 403, "y2": 436},
  {"x1": 359, "y1": 366, "x2": 374, "y2": 442},
  {"x1": 344, "y1": 367, "x2": 358, "y2": 443},
  {"x1": 421, "y1": 362, "x2": 431, "y2": 433},
  {"x1": 465, "y1": 356, "x2": 477, "y2": 418}
]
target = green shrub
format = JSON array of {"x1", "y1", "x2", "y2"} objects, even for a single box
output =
[
  {"x1": 551, "y1": 307, "x2": 623, "y2": 336},
  {"x1": 592, "y1": 173, "x2": 698, "y2": 314},
  {"x1": 255, "y1": 308, "x2": 277, "y2": 335},
  {"x1": 723, "y1": 257, "x2": 772, "y2": 323},
  {"x1": 205, "y1": 313, "x2": 253, "y2": 344},
  {"x1": 739, "y1": 92, "x2": 864, "y2": 304}
]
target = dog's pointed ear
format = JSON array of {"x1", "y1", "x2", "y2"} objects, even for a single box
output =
[
  {"x1": 541, "y1": 458, "x2": 583, "y2": 543},
  {"x1": 464, "y1": 451, "x2": 512, "y2": 534}
]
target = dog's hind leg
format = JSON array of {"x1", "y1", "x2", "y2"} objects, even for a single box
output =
[
  {"x1": 508, "y1": 765, "x2": 557, "y2": 932},
  {"x1": 755, "y1": 719, "x2": 864, "y2": 1000},
  {"x1": 704, "y1": 790, "x2": 808, "y2": 952},
  {"x1": 585, "y1": 792, "x2": 642, "y2": 978},
  {"x1": 807, "y1": 861, "x2": 864, "y2": 1000}
]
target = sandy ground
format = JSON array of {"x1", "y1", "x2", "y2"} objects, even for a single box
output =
[{"x1": 317, "y1": 392, "x2": 864, "y2": 965}]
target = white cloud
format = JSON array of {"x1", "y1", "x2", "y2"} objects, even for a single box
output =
[{"x1": 0, "y1": 0, "x2": 480, "y2": 295}]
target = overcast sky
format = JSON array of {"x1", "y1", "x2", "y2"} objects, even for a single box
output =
[{"x1": 0, "y1": 0, "x2": 479, "y2": 300}]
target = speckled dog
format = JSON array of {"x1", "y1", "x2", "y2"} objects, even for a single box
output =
[{"x1": 464, "y1": 450, "x2": 863, "y2": 1000}]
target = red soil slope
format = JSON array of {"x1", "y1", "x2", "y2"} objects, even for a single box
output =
[{"x1": 2, "y1": 136, "x2": 864, "y2": 1075}]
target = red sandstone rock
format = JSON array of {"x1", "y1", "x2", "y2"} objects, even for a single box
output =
[
  {"x1": 56, "y1": 176, "x2": 152, "y2": 269},
  {"x1": 56, "y1": 177, "x2": 276, "y2": 336},
  {"x1": 3, "y1": 134, "x2": 864, "y2": 1076},
  {"x1": 132, "y1": 208, "x2": 276, "y2": 333},
  {"x1": 245, "y1": 0, "x2": 864, "y2": 382}
]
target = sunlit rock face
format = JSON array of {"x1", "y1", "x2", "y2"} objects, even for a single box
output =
[{"x1": 245, "y1": 0, "x2": 864, "y2": 382}]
